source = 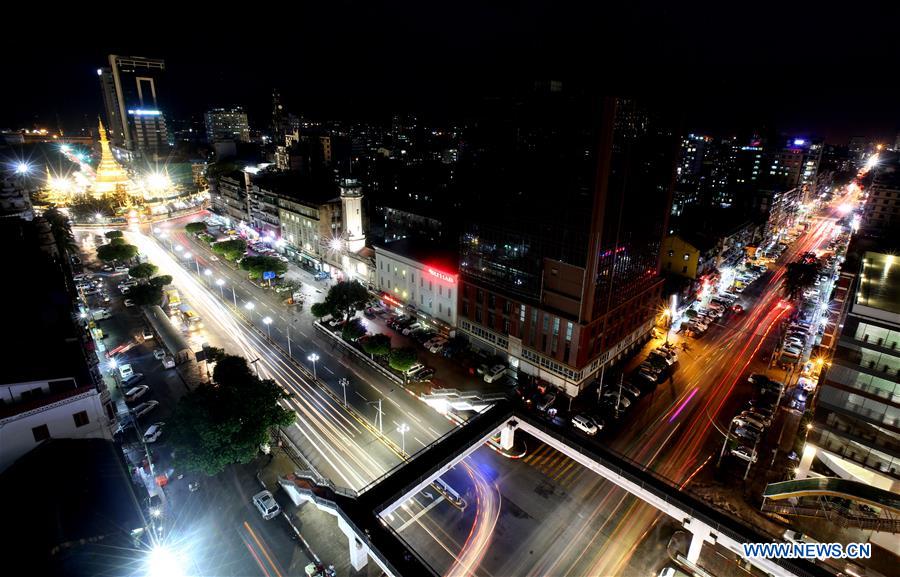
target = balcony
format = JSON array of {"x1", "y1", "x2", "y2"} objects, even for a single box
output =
[{"x1": 809, "y1": 428, "x2": 900, "y2": 480}]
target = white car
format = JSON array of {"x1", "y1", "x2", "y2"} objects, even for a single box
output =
[
  {"x1": 153, "y1": 348, "x2": 167, "y2": 360},
  {"x1": 427, "y1": 338, "x2": 447, "y2": 353},
  {"x1": 143, "y1": 422, "x2": 164, "y2": 443},
  {"x1": 483, "y1": 364, "x2": 508, "y2": 383},
  {"x1": 124, "y1": 299, "x2": 135, "y2": 307},
  {"x1": 252, "y1": 490, "x2": 281, "y2": 520},
  {"x1": 730, "y1": 445, "x2": 757, "y2": 463},
  {"x1": 571, "y1": 414, "x2": 598, "y2": 436},
  {"x1": 142, "y1": 328, "x2": 154, "y2": 340},
  {"x1": 209, "y1": 255, "x2": 219, "y2": 261},
  {"x1": 124, "y1": 385, "x2": 149, "y2": 403}
]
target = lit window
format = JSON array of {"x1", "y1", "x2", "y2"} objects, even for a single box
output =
[{"x1": 683, "y1": 254, "x2": 690, "y2": 261}]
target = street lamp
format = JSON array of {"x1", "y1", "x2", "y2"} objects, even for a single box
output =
[
  {"x1": 183, "y1": 252, "x2": 200, "y2": 274},
  {"x1": 397, "y1": 423, "x2": 410, "y2": 454},
  {"x1": 245, "y1": 301, "x2": 255, "y2": 318},
  {"x1": 216, "y1": 278, "x2": 225, "y2": 298},
  {"x1": 307, "y1": 353, "x2": 320, "y2": 380},
  {"x1": 204, "y1": 268, "x2": 212, "y2": 286},
  {"x1": 263, "y1": 316, "x2": 272, "y2": 339},
  {"x1": 339, "y1": 377, "x2": 349, "y2": 406},
  {"x1": 14, "y1": 162, "x2": 31, "y2": 175}
]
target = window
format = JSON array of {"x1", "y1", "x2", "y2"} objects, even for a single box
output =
[
  {"x1": 504, "y1": 320, "x2": 511, "y2": 334},
  {"x1": 682, "y1": 265, "x2": 688, "y2": 273},
  {"x1": 520, "y1": 304, "x2": 526, "y2": 322},
  {"x1": 475, "y1": 307, "x2": 482, "y2": 323},
  {"x1": 543, "y1": 314, "x2": 550, "y2": 332},
  {"x1": 32, "y1": 424, "x2": 50, "y2": 442},
  {"x1": 73, "y1": 411, "x2": 89, "y2": 428},
  {"x1": 683, "y1": 253, "x2": 690, "y2": 261},
  {"x1": 489, "y1": 294, "x2": 496, "y2": 309},
  {"x1": 668, "y1": 250, "x2": 674, "y2": 257},
  {"x1": 439, "y1": 303, "x2": 443, "y2": 313},
  {"x1": 488, "y1": 313, "x2": 495, "y2": 327},
  {"x1": 566, "y1": 322, "x2": 573, "y2": 342},
  {"x1": 553, "y1": 318, "x2": 560, "y2": 336},
  {"x1": 438, "y1": 286, "x2": 442, "y2": 296}
]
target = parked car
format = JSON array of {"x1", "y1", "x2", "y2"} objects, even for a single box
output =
[
  {"x1": 483, "y1": 364, "x2": 508, "y2": 383},
  {"x1": 124, "y1": 385, "x2": 149, "y2": 403},
  {"x1": 402, "y1": 322, "x2": 422, "y2": 335},
  {"x1": 132, "y1": 400, "x2": 159, "y2": 418},
  {"x1": 730, "y1": 445, "x2": 758, "y2": 463},
  {"x1": 124, "y1": 299, "x2": 135, "y2": 307},
  {"x1": 252, "y1": 490, "x2": 281, "y2": 520},
  {"x1": 153, "y1": 349, "x2": 166, "y2": 360},
  {"x1": 142, "y1": 328, "x2": 154, "y2": 340},
  {"x1": 143, "y1": 422, "x2": 165, "y2": 443},
  {"x1": 601, "y1": 391, "x2": 632, "y2": 409},
  {"x1": 427, "y1": 339, "x2": 447, "y2": 354},
  {"x1": 313, "y1": 271, "x2": 330, "y2": 281},
  {"x1": 122, "y1": 373, "x2": 145, "y2": 388},
  {"x1": 734, "y1": 426, "x2": 760, "y2": 441},
  {"x1": 571, "y1": 414, "x2": 599, "y2": 436},
  {"x1": 536, "y1": 393, "x2": 557, "y2": 412},
  {"x1": 747, "y1": 373, "x2": 770, "y2": 385},
  {"x1": 114, "y1": 266, "x2": 129, "y2": 273},
  {"x1": 732, "y1": 416, "x2": 763, "y2": 433}
]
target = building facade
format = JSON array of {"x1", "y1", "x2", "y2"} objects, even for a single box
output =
[
  {"x1": 862, "y1": 153, "x2": 900, "y2": 239},
  {"x1": 456, "y1": 94, "x2": 678, "y2": 396},
  {"x1": 211, "y1": 170, "x2": 252, "y2": 224},
  {"x1": 375, "y1": 240, "x2": 458, "y2": 330},
  {"x1": 205, "y1": 107, "x2": 250, "y2": 143},
  {"x1": 97, "y1": 55, "x2": 169, "y2": 160}
]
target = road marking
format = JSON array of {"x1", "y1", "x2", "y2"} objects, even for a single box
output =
[
  {"x1": 427, "y1": 426, "x2": 440, "y2": 436},
  {"x1": 414, "y1": 436, "x2": 426, "y2": 447},
  {"x1": 397, "y1": 495, "x2": 445, "y2": 532},
  {"x1": 322, "y1": 365, "x2": 335, "y2": 375},
  {"x1": 355, "y1": 391, "x2": 368, "y2": 401}
]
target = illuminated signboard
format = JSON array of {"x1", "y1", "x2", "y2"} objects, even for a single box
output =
[
  {"x1": 427, "y1": 268, "x2": 456, "y2": 283},
  {"x1": 127, "y1": 109, "x2": 162, "y2": 116}
]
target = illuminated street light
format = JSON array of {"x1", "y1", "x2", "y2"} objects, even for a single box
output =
[
  {"x1": 215, "y1": 278, "x2": 225, "y2": 298},
  {"x1": 307, "y1": 353, "x2": 320, "y2": 379},
  {"x1": 263, "y1": 316, "x2": 273, "y2": 339},
  {"x1": 14, "y1": 162, "x2": 31, "y2": 175},
  {"x1": 94, "y1": 212, "x2": 103, "y2": 221},
  {"x1": 397, "y1": 423, "x2": 410, "y2": 454},
  {"x1": 146, "y1": 545, "x2": 186, "y2": 577}
]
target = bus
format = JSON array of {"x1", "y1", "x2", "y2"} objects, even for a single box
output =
[{"x1": 179, "y1": 304, "x2": 203, "y2": 329}]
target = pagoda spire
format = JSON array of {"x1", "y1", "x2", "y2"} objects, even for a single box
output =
[{"x1": 98, "y1": 117, "x2": 108, "y2": 142}]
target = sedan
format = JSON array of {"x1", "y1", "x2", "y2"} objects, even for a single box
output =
[
  {"x1": 132, "y1": 400, "x2": 159, "y2": 418},
  {"x1": 124, "y1": 299, "x2": 135, "y2": 307},
  {"x1": 124, "y1": 385, "x2": 149, "y2": 403}
]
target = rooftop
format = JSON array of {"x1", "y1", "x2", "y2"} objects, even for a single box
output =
[
  {"x1": 374, "y1": 237, "x2": 459, "y2": 275},
  {"x1": 252, "y1": 169, "x2": 339, "y2": 205},
  {"x1": 856, "y1": 251, "x2": 900, "y2": 315},
  {"x1": 0, "y1": 439, "x2": 145, "y2": 576}
]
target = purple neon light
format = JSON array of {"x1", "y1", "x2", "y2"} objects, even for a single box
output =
[{"x1": 669, "y1": 387, "x2": 698, "y2": 423}]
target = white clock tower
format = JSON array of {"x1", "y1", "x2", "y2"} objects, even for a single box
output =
[{"x1": 340, "y1": 179, "x2": 365, "y2": 253}]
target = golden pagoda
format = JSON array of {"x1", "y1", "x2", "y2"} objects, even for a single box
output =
[{"x1": 92, "y1": 118, "x2": 130, "y2": 195}]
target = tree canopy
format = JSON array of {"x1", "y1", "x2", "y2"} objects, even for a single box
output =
[
  {"x1": 341, "y1": 317, "x2": 367, "y2": 341},
  {"x1": 314, "y1": 281, "x2": 369, "y2": 322},
  {"x1": 104, "y1": 230, "x2": 124, "y2": 240},
  {"x1": 310, "y1": 302, "x2": 330, "y2": 320},
  {"x1": 149, "y1": 274, "x2": 173, "y2": 288},
  {"x1": 362, "y1": 333, "x2": 391, "y2": 357},
  {"x1": 167, "y1": 354, "x2": 295, "y2": 476},
  {"x1": 43, "y1": 208, "x2": 77, "y2": 253},
  {"x1": 126, "y1": 283, "x2": 163, "y2": 306},
  {"x1": 128, "y1": 263, "x2": 158, "y2": 279},
  {"x1": 784, "y1": 260, "x2": 821, "y2": 300},
  {"x1": 389, "y1": 347, "x2": 417, "y2": 373},
  {"x1": 239, "y1": 255, "x2": 288, "y2": 280},
  {"x1": 185, "y1": 222, "x2": 207, "y2": 235},
  {"x1": 97, "y1": 241, "x2": 138, "y2": 262},
  {"x1": 211, "y1": 239, "x2": 247, "y2": 261}
]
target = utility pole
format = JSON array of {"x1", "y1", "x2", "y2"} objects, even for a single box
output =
[
  {"x1": 286, "y1": 325, "x2": 292, "y2": 357},
  {"x1": 717, "y1": 419, "x2": 735, "y2": 467},
  {"x1": 744, "y1": 435, "x2": 761, "y2": 480},
  {"x1": 339, "y1": 377, "x2": 349, "y2": 407}
]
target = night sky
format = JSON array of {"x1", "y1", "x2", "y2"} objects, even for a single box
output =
[{"x1": 3, "y1": 2, "x2": 898, "y2": 143}]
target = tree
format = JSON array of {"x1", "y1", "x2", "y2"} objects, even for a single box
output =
[
  {"x1": 202, "y1": 345, "x2": 227, "y2": 364},
  {"x1": 104, "y1": 230, "x2": 124, "y2": 240},
  {"x1": 67, "y1": 197, "x2": 117, "y2": 222},
  {"x1": 167, "y1": 355, "x2": 295, "y2": 476},
  {"x1": 317, "y1": 281, "x2": 369, "y2": 322},
  {"x1": 342, "y1": 318, "x2": 367, "y2": 342},
  {"x1": 128, "y1": 263, "x2": 158, "y2": 279},
  {"x1": 310, "y1": 302, "x2": 330, "y2": 321},
  {"x1": 684, "y1": 309, "x2": 698, "y2": 319},
  {"x1": 43, "y1": 208, "x2": 77, "y2": 254},
  {"x1": 97, "y1": 242, "x2": 138, "y2": 262},
  {"x1": 389, "y1": 347, "x2": 417, "y2": 373},
  {"x1": 126, "y1": 283, "x2": 163, "y2": 306},
  {"x1": 211, "y1": 239, "x2": 247, "y2": 261},
  {"x1": 185, "y1": 222, "x2": 207, "y2": 235},
  {"x1": 109, "y1": 237, "x2": 126, "y2": 246},
  {"x1": 362, "y1": 333, "x2": 391, "y2": 358},
  {"x1": 149, "y1": 274, "x2": 173, "y2": 288},
  {"x1": 784, "y1": 261, "x2": 821, "y2": 300},
  {"x1": 239, "y1": 255, "x2": 288, "y2": 280}
]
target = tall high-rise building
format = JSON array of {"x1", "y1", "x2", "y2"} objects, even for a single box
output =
[
  {"x1": 862, "y1": 151, "x2": 900, "y2": 238},
  {"x1": 205, "y1": 107, "x2": 250, "y2": 143},
  {"x1": 456, "y1": 90, "x2": 679, "y2": 397},
  {"x1": 97, "y1": 55, "x2": 169, "y2": 160}
]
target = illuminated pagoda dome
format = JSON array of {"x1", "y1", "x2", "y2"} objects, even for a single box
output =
[{"x1": 92, "y1": 119, "x2": 131, "y2": 196}]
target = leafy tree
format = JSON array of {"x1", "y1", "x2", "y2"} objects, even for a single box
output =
[
  {"x1": 109, "y1": 237, "x2": 126, "y2": 246},
  {"x1": 362, "y1": 333, "x2": 391, "y2": 358},
  {"x1": 342, "y1": 318, "x2": 367, "y2": 342},
  {"x1": 97, "y1": 242, "x2": 138, "y2": 262},
  {"x1": 202, "y1": 345, "x2": 227, "y2": 364},
  {"x1": 316, "y1": 281, "x2": 369, "y2": 322},
  {"x1": 239, "y1": 255, "x2": 288, "y2": 280},
  {"x1": 128, "y1": 263, "x2": 158, "y2": 279},
  {"x1": 126, "y1": 283, "x2": 163, "y2": 306},
  {"x1": 167, "y1": 355, "x2": 295, "y2": 476},
  {"x1": 684, "y1": 309, "x2": 698, "y2": 319},
  {"x1": 389, "y1": 347, "x2": 417, "y2": 373},
  {"x1": 104, "y1": 230, "x2": 124, "y2": 240},
  {"x1": 185, "y1": 222, "x2": 207, "y2": 235},
  {"x1": 67, "y1": 197, "x2": 117, "y2": 222},
  {"x1": 310, "y1": 302, "x2": 330, "y2": 320},
  {"x1": 42, "y1": 208, "x2": 77, "y2": 253},
  {"x1": 149, "y1": 274, "x2": 173, "y2": 288},
  {"x1": 784, "y1": 261, "x2": 821, "y2": 300},
  {"x1": 211, "y1": 239, "x2": 247, "y2": 261}
]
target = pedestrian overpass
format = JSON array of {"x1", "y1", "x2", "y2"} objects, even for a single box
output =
[{"x1": 279, "y1": 399, "x2": 831, "y2": 577}]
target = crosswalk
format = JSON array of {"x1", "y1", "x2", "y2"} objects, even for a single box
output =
[{"x1": 522, "y1": 444, "x2": 585, "y2": 488}]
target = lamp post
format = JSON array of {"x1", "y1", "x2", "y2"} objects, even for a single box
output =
[
  {"x1": 339, "y1": 377, "x2": 349, "y2": 406},
  {"x1": 263, "y1": 316, "x2": 272, "y2": 339},
  {"x1": 184, "y1": 252, "x2": 199, "y2": 274},
  {"x1": 397, "y1": 423, "x2": 410, "y2": 454},
  {"x1": 245, "y1": 301, "x2": 255, "y2": 319},
  {"x1": 249, "y1": 357, "x2": 260, "y2": 377},
  {"x1": 204, "y1": 268, "x2": 212, "y2": 286},
  {"x1": 215, "y1": 278, "x2": 225, "y2": 298},
  {"x1": 231, "y1": 286, "x2": 237, "y2": 307},
  {"x1": 307, "y1": 353, "x2": 320, "y2": 380}
]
